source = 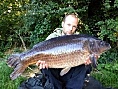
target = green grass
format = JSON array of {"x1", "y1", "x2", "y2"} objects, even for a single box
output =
[
  {"x1": 92, "y1": 70, "x2": 118, "y2": 88},
  {"x1": 0, "y1": 59, "x2": 118, "y2": 89},
  {"x1": 0, "y1": 60, "x2": 26, "y2": 89},
  {"x1": 91, "y1": 62, "x2": 118, "y2": 89}
]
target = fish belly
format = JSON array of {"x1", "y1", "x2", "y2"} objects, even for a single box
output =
[{"x1": 25, "y1": 49, "x2": 90, "y2": 68}]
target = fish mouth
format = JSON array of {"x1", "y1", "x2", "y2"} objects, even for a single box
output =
[
  {"x1": 104, "y1": 42, "x2": 111, "y2": 50},
  {"x1": 106, "y1": 43, "x2": 111, "y2": 49},
  {"x1": 103, "y1": 43, "x2": 111, "y2": 53}
]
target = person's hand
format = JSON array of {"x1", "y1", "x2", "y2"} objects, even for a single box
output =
[
  {"x1": 84, "y1": 56, "x2": 92, "y2": 65},
  {"x1": 36, "y1": 60, "x2": 48, "y2": 69},
  {"x1": 84, "y1": 55, "x2": 99, "y2": 65}
]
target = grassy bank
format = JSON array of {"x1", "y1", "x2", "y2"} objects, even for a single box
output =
[
  {"x1": 91, "y1": 63, "x2": 118, "y2": 88},
  {"x1": 0, "y1": 60, "x2": 26, "y2": 89},
  {"x1": 0, "y1": 58, "x2": 118, "y2": 89}
]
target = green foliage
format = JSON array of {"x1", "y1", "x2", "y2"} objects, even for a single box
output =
[
  {"x1": 20, "y1": 0, "x2": 89, "y2": 47},
  {"x1": 93, "y1": 1, "x2": 118, "y2": 48},
  {"x1": 92, "y1": 68, "x2": 118, "y2": 88},
  {"x1": 98, "y1": 56, "x2": 118, "y2": 74},
  {"x1": 92, "y1": 47, "x2": 118, "y2": 88},
  {"x1": 0, "y1": 0, "x2": 118, "y2": 51},
  {"x1": 91, "y1": 48, "x2": 118, "y2": 88},
  {"x1": 98, "y1": 48, "x2": 118, "y2": 63},
  {"x1": 0, "y1": 1, "x2": 118, "y2": 88},
  {"x1": 96, "y1": 19, "x2": 118, "y2": 42},
  {"x1": 0, "y1": 52, "x2": 5, "y2": 58},
  {"x1": 92, "y1": 57, "x2": 118, "y2": 88},
  {"x1": 0, "y1": 0, "x2": 29, "y2": 51},
  {"x1": 0, "y1": 60, "x2": 26, "y2": 89},
  {"x1": 0, "y1": 0, "x2": 90, "y2": 50}
]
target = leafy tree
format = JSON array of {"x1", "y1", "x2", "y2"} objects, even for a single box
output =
[
  {"x1": 0, "y1": 0, "x2": 118, "y2": 52},
  {"x1": 0, "y1": 0, "x2": 29, "y2": 52}
]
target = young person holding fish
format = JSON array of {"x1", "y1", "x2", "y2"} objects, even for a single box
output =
[{"x1": 36, "y1": 13, "x2": 95, "y2": 89}]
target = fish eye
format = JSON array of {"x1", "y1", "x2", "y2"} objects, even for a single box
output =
[
  {"x1": 100, "y1": 41, "x2": 103, "y2": 44},
  {"x1": 91, "y1": 42, "x2": 94, "y2": 46},
  {"x1": 100, "y1": 41, "x2": 104, "y2": 46}
]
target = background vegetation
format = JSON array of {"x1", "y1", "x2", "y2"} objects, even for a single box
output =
[{"x1": 0, "y1": 0, "x2": 118, "y2": 89}]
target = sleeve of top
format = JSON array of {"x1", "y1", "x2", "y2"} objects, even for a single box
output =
[{"x1": 46, "y1": 32, "x2": 59, "y2": 40}]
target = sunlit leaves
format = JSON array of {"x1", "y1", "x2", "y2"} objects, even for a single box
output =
[{"x1": 97, "y1": 19, "x2": 118, "y2": 42}]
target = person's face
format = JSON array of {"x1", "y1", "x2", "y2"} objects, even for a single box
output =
[{"x1": 62, "y1": 15, "x2": 78, "y2": 35}]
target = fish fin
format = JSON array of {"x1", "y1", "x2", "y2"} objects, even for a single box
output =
[
  {"x1": 90, "y1": 54, "x2": 97, "y2": 68},
  {"x1": 10, "y1": 63, "x2": 27, "y2": 80},
  {"x1": 7, "y1": 53, "x2": 20, "y2": 68},
  {"x1": 7, "y1": 53, "x2": 27, "y2": 80},
  {"x1": 60, "y1": 67, "x2": 71, "y2": 76}
]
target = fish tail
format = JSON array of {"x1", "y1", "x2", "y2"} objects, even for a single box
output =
[
  {"x1": 7, "y1": 53, "x2": 28, "y2": 80},
  {"x1": 10, "y1": 63, "x2": 27, "y2": 80},
  {"x1": 7, "y1": 53, "x2": 21, "y2": 68}
]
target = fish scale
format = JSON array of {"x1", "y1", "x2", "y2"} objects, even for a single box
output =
[{"x1": 7, "y1": 34, "x2": 111, "y2": 80}]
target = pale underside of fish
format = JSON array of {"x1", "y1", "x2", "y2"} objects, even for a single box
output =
[{"x1": 7, "y1": 34, "x2": 111, "y2": 80}]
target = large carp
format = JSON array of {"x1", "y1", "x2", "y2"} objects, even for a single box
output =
[{"x1": 7, "y1": 34, "x2": 111, "y2": 80}]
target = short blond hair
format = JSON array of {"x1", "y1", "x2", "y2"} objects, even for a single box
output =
[{"x1": 63, "y1": 13, "x2": 83, "y2": 25}]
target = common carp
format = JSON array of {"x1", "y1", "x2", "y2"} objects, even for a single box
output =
[{"x1": 7, "y1": 34, "x2": 111, "y2": 80}]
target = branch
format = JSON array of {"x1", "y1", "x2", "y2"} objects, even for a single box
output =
[{"x1": 16, "y1": 31, "x2": 27, "y2": 51}]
